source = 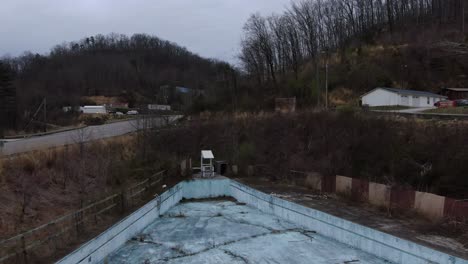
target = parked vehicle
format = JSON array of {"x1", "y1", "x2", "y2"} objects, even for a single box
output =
[
  {"x1": 434, "y1": 100, "x2": 456, "y2": 108},
  {"x1": 116, "y1": 112, "x2": 124, "y2": 116},
  {"x1": 455, "y1": 99, "x2": 468, "y2": 107},
  {"x1": 127, "y1": 110, "x2": 139, "y2": 115}
]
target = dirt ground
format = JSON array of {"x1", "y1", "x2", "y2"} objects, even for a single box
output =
[{"x1": 236, "y1": 177, "x2": 468, "y2": 260}]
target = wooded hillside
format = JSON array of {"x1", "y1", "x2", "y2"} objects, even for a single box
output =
[
  {"x1": 1, "y1": 33, "x2": 237, "y2": 128},
  {"x1": 239, "y1": 0, "x2": 468, "y2": 107}
]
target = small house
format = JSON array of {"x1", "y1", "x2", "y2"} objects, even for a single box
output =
[
  {"x1": 361, "y1": 88, "x2": 446, "y2": 108},
  {"x1": 148, "y1": 104, "x2": 171, "y2": 111}
]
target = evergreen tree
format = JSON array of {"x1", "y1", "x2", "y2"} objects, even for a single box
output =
[{"x1": 0, "y1": 61, "x2": 16, "y2": 136}]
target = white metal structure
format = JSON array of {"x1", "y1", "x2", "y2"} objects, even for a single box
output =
[
  {"x1": 80, "y1": 105, "x2": 107, "y2": 114},
  {"x1": 361, "y1": 88, "x2": 446, "y2": 107},
  {"x1": 148, "y1": 104, "x2": 171, "y2": 111},
  {"x1": 201, "y1": 150, "x2": 215, "y2": 177}
]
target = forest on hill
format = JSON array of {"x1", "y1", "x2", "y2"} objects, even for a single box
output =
[
  {"x1": 0, "y1": 33, "x2": 237, "y2": 132},
  {"x1": 1, "y1": 0, "x2": 468, "y2": 133},
  {"x1": 239, "y1": 0, "x2": 468, "y2": 107}
]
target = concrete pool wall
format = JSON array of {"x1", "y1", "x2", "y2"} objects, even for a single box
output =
[{"x1": 58, "y1": 178, "x2": 467, "y2": 264}]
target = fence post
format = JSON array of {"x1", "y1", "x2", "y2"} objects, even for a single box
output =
[
  {"x1": 146, "y1": 176, "x2": 151, "y2": 198},
  {"x1": 120, "y1": 190, "x2": 126, "y2": 213},
  {"x1": 94, "y1": 202, "x2": 98, "y2": 224},
  {"x1": 21, "y1": 235, "x2": 27, "y2": 264},
  {"x1": 74, "y1": 211, "x2": 83, "y2": 238},
  {"x1": 50, "y1": 222, "x2": 58, "y2": 259}
]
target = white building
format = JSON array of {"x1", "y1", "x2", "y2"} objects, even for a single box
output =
[
  {"x1": 361, "y1": 88, "x2": 446, "y2": 107},
  {"x1": 148, "y1": 104, "x2": 171, "y2": 111},
  {"x1": 80, "y1": 105, "x2": 107, "y2": 114}
]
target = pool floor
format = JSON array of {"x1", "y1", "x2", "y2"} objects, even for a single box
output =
[{"x1": 103, "y1": 200, "x2": 392, "y2": 263}]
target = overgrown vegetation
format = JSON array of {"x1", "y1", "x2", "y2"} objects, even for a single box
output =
[
  {"x1": 0, "y1": 33, "x2": 238, "y2": 130},
  {"x1": 0, "y1": 129, "x2": 186, "y2": 239},
  {"x1": 82, "y1": 115, "x2": 109, "y2": 126},
  {"x1": 425, "y1": 107, "x2": 468, "y2": 114},
  {"x1": 239, "y1": 0, "x2": 468, "y2": 108},
  {"x1": 151, "y1": 112, "x2": 468, "y2": 199},
  {"x1": 1, "y1": 1, "x2": 468, "y2": 127}
]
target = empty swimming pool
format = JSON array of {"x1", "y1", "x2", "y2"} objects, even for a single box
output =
[
  {"x1": 103, "y1": 200, "x2": 390, "y2": 263},
  {"x1": 58, "y1": 178, "x2": 467, "y2": 264}
]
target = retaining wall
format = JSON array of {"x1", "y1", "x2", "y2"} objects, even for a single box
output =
[
  {"x1": 336, "y1": 175, "x2": 352, "y2": 195},
  {"x1": 58, "y1": 178, "x2": 467, "y2": 264},
  {"x1": 369, "y1": 182, "x2": 391, "y2": 207},
  {"x1": 283, "y1": 170, "x2": 468, "y2": 221},
  {"x1": 414, "y1": 191, "x2": 445, "y2": 219}
]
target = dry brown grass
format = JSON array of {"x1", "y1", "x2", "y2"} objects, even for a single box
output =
[
  {"x1": 0, "y1": 130, "x2": 187, "y2": 241},
  {"x1": 81, "y1": 96, "x2": 122, "y2": 105},
  {"x1": 0, "y1": 135, "x2": 141, "y2": 239}
]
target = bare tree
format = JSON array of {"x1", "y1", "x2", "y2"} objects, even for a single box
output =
[
  {"x1": 240, "y1": 0, "x2": 466, "y2": 97},
  {"x1": 72, "y1": 128, "x2": 93, "y2": 206},
  {"x1": 72, "y1": 127, "x2": 93, "y2": 159},
  {"x1": 243, "y1": 14, "x2": 278, "y2": 88}
]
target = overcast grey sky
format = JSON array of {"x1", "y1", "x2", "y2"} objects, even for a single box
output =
[{"x1": 0, "y1": 0, "x2": 293, "y2": 63}]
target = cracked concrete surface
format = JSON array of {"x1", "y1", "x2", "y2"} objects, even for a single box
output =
[{"x1": 102, "y1": 201, "x2": 392, "y2": 264}]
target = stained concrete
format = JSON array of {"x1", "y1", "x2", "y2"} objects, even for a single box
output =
[
  {"x1": 103, "y1": 200, "x2": 391, "y2": 264},
  {"x1": 60, "y1": 178, "x2": 466, "y2": 264}
]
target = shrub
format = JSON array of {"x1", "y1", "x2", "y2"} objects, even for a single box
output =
[
  {"x1": 83, "y1": 115, "x2": 108, "y2": 126},
  {"x1": 238, "y1": 142, "x2": 256, "y2": 165},
  {"x1": 148, "y1": 112, "x2": 468, "y2": 199},
  {"x1": 336, "y1": 105, "x2": 359, "y2": 115}
]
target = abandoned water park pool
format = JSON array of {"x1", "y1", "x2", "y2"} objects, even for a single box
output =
[
  {"x1": 102, "y1": 200, "x2": 386, "y2": 264},
  {"x1": 58, "y1": 178, "x2": 467, "y2": 264}
]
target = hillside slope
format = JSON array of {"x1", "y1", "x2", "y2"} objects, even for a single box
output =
[
  {"x1": 3, "y1": 33, "x2": 236, "y2": 126},
  {"x1": 238, "y1": 0, "x2": 468, "y2": 109}
]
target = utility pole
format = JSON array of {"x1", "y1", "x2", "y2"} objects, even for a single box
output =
[
  {"x1": 463, "y1": 0, "x2": 466, "y2": 34},
  {"x1": 325, "y1": 58, "x2": 329, "y2": 110},
  {"x1": 43, "y1": 98, "x2": 47, "y2": 132},
  {"x1": 316, "y1": 57, "x2": 320, "y2": 107}
]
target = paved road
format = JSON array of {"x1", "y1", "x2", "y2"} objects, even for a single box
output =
[
  {"x1": 393, "y1": 107, "x2": 436, "y2": 113},
  {"x1": 0, "y1": 116, "x2": 181, "y2": 156}
]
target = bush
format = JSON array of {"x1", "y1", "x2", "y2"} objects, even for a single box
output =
[
  {"x1": 238, "y1": 142, "x2": 256, "y2": 165},
  {"x1": 148, "y1": 112, "x2": 468, "y2": 199},
  {"x1": 336, "y1": 105, "x2": 359, "y2": 115},
  {"x1": 83, "y1": 115, "x2": 108, "y2": 126}
]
